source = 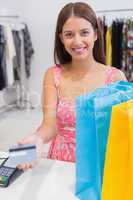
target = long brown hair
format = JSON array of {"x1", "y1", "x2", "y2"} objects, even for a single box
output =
[{"x1": 54, "y1": 2, "x2": 105, "y2": 66}]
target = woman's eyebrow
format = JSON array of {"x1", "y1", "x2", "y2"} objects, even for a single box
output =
[
  {"x1": 63, "y1": 30, "x2": 73, "y2": 33},
  {"x1": 63, "y1": 27, "x2": 91, "y2": 34},
  {"x1": 80, "y1": 28, "x2": 90, "y2": 31}
]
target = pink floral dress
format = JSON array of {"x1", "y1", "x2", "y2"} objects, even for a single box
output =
[{"x1": 47, "y1": 66, "x2": 127, "y2": 162}]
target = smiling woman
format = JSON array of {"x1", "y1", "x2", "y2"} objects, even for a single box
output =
[
  {"x1": 60, "y1": 17, "x2": 97, "y2": 60},
  {"x1": 54, "y1": 2, "x2": 105, "y2": 65},
  {"x1": 17, "y1": 2, "x2": 127, "y2": 170}
]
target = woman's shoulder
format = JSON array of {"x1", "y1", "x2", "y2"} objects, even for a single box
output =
[
  {"x1": 46, "y1": 65, "x2": 61, "y2": 72},
  {"x1": 44, "y1": 65, "x2": 62, "y2": 87},
  {"x1": 104, "y1": 65, "x2": 127, "y2": 82},
  {"x1": 46, "y1": 64, "x2": 71, "y2": 77},
  {"x1": 44, "y1": 65, "x2": 61, "y2": 77}
]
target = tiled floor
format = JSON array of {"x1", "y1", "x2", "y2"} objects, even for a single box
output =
[{"x1": 0, "y1": 108, "x2": 50, "y2": 153}]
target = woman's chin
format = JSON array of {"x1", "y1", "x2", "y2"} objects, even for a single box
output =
[{"x1": 72, "y1": 54, "x2": 89, "y2": 61}]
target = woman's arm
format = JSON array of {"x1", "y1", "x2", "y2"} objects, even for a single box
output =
[
  {"x1": 17, "y1": 67, "x2": 58, "y2": 169},
  {"x1": 113, "y1": 69, "x2": 128, "y2": 82},
  {"x1": 18, "y1": 67, "x2": 58, "y2": 145},
  {"x1": 36, "y1": 67, "x2": 58, "y2": 143}
]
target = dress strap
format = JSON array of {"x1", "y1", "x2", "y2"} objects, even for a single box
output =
[
  {"x1": 53, "y1": 65, "x2": 61, "y2": 88},
  {"x1": 105, "y1": 67, "x2": 119, "y2": 84},
  {"x1": 105, "y1": 67, "x2": 127, "y2": 84}
]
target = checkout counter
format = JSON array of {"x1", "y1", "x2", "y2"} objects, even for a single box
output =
[
  {"x1": 0, "y1": 109, "x2": 79, "y2": 199},
  {"x1": 0, "y1": 159, "x2": 79, "y2": 200}
]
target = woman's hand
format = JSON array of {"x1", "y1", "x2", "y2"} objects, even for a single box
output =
[{"x1": 17, "y1": 132, "x2": 45, "y2": 170}]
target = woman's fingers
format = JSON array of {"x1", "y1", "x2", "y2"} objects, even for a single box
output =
[
  {"x1": 16, "y1": 134, "x2": 45, "y2": 170},
  {"x1": 17, "y1": 134, "x2": 36, "y2": 145},
  {"x1": 17, "y1": 139, "x2": 28, "y2": 145},
  {"x1": 17, "y1": 162, "x2": 34, "y2": 170}
]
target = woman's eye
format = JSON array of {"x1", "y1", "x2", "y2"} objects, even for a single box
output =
[
  {"x1": 64, "y1": 33, "x2": 73, "y2": 38},
  {"x1": 81, "y1": 31, "x2": 90, "y2": 36}
]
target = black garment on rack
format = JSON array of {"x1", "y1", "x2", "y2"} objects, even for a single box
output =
[
  {"x1": 12, "y1": 30, "x2": 21, "y2": 81},
  {"x1": 0, "y1": 25, "x2": 6, "y2": 90},
  {"x1": 22, "y1": 24, "x2": 34, "y2": 78},
  {"x1": 98, "y1": 17, "x2": 107, "y2": 54},
  {"x1": 112, "y1": 20, "x2": 124, "y2": 69},
  {"x1": 104, "y1": 24, "x2": 107, "y2": 55}
]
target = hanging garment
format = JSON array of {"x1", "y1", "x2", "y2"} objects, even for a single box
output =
[
  {"x1": 22, "y1": 24, "x2": 34, "y2": 78},
  {"x1": 112, "y1": 20, "x2": 123, "y2": 69},
  {"x1": 17, "y1": 30, "x2": 28, "y2": 103},
  {"x1": 127, "y1": 20, "x2": 133, "y2": 81},
  {"x1": 102, "y1": 99, "x2": 133, "y2": 200},
  {"x1": 12, "y1": 30, "x2": 21, "y2": 81},
  {"x1": 121, "y1": 19, "x2": 133, "y2": 81},
  {"x1": 97, "y1": 17, "x2": 107, "y2": 54},
  {"x1": 121, "y1": 22, "x2": 128, "y2": 74},
  {"x1": 126, "y1": 20, "x2": 133, "y2": 80},
  {"x1": 0, "y1": 25, "x2": 6, "y2": 90},
  {"x1": 76, "y1": 81, "x2": 133, "y2": 200},
  {"x1": 106, "y1": 26, "x2": 112, "y2": 65},
  {"x1": 4, "y1": 24, "x2": 16, "y2": 86},
  {"x1": 103, "y1": 16, "x2": 107, "y2": 54}
]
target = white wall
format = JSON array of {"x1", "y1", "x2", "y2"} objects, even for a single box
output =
[{"x1": 0, "y1": 0, "x2": 133, "y2": 106}]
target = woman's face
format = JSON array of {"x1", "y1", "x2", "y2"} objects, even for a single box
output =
[{"x1": 60, "y1": 16, "x2": 97, "y2": 61}]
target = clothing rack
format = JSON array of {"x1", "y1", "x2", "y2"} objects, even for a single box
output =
[
  {"x1": 96, "y1": 8, "x2": 133, "y2": 13},
  {"x1": 0, "y1": 15, "x2": 34, "y2": 111},
  {"x1": 0, "y1": 15, "x2": 19, "y2": 18},
  {"x1": 98, "y1": 9, "x2": 133, "y2": 82}
]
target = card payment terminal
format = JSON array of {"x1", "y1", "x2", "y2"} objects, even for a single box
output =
[{"x1": 0, "y1": 144, "x2": 36, "y2": 187}]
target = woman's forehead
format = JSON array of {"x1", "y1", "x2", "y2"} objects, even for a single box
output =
[{"x1": 62, "y1": 17, "x2": 93, "y2": 31}]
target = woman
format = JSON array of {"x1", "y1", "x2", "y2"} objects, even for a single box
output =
[{"x1": 18, "y1": 2, "x2": 127, "y2": 169}]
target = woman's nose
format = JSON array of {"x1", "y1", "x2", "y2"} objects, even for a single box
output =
[{"x1": 73, "y1": 34, "x2": 82, "y2": 45}]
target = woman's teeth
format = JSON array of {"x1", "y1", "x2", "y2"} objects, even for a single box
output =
[{"x1": 72, "y1": 47, "x2": 86, "y2": 53}]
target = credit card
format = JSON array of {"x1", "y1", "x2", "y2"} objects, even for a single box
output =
[{"x1": 4, "y1": 144, "x2": 37, "y2": 168}]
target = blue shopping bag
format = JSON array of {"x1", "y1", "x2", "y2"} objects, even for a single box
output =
[{"x1": 76, "y1": 81, "x2": 133, "y2": 200}]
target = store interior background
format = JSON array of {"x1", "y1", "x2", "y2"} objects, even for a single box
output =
[{"x1": 0, "y1": 0, "x2": 133, "y2": 151}]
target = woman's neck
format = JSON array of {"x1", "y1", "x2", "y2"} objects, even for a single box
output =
[{"x1": 70, "y1": 58, "x2": 97, "y2": 72}]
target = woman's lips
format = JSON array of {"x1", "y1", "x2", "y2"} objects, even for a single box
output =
[{"x1": 72, "y1": 47, "x2": 87, "y2": 54}]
